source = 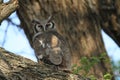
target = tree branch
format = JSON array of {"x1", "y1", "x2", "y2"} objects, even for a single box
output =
[
  {"x1": 0, "y1": 0, "x2": 19, "y2": 23},
  {"x1": 0, "y1": 47, "x2": 88, "y2": 80},
  {"x1": 100, "y1": 11, "x2": 120, "y2": 47},
  {"x1": 99, "y1": 0, "x2": 120, "y2": 47}
]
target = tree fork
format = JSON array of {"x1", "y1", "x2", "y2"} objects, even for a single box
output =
[{"x1": 17, "y1": 0, "x2": 114, "y2": 79}]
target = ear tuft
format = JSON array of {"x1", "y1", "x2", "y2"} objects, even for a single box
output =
[{"x1": 47, "y1": 15, "x2": 53, "y2": 22}]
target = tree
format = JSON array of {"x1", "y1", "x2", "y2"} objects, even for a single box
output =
[{"x1": 1, "y1": 0, "x2": 120, "y2": 79}]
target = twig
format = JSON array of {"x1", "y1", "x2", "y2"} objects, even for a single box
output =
[{"x1": 0, "y1": 0, "x2": 19, "y2": 23}]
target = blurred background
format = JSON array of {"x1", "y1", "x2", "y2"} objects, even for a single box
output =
[
  {"x1": 0, "y1": 0, "x2": 120, "y2": 79},
  {"x1": 0, "y1": 11, "x2": 120, "y2": 79}
]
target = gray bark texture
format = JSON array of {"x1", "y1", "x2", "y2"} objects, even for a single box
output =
[{"x1": 0, "y1": 48, "x2": 88, "y2": 80}]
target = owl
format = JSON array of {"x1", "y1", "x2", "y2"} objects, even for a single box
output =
[{"x1": 32, "y1": 16, "x2": 71, "y2": 71}]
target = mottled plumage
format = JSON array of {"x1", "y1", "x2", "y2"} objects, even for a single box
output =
[{"x1": 32, "y1": 16, "x2": 71, "y2": 70}]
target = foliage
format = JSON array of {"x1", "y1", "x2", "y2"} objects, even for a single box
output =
[
  {"x1": 88, "y1": 75, "x2": 97, "y2": 80},
  {"x1": 103, "y1": 73, "x2": 112, "y2": 80},
  {"x1": 72, "y1": 53, "x2": 112, "y2": 79},
  {"x1": 112, "y1": 60, "x2": 120, "y2": 72},
  {"x1": 111, "y1": 60, "x2": 120, "y2": 79}
]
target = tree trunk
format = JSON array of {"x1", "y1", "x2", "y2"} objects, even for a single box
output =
[{"x1": 17, "y1": 0, "x2": 113, "y2": 79}]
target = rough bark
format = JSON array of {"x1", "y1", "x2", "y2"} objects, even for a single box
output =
[
  {"x1": 0, "y1": 0, "x2": 19, "y2": 23},
  {"x1": 17, "y1": 0, "x2": 113, "y2": 79},
  {"x1": 99, "y1": 0, "x2": 120, "y2": 47},
  {"x1": 0, "y1": 47, "x2": 88, "y2": 80}
]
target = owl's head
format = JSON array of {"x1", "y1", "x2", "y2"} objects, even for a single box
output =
[{"x1": 32, "y1": 16, "x2": 56, "y2": 34}]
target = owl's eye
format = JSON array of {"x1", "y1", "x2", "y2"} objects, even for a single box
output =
[
  {"x1": 35, "y1": 25, "x2": 44, "y2": 32},
  {"x1": 45, "y1": 22, "x2": 54, "y2": 30},
  {"x1": 37, "y1": 25, "x2": 43, "y2": 29}
]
